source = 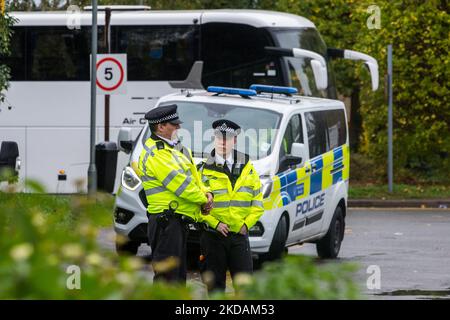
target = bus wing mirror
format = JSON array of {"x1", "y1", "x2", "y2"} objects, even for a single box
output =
[
  {"x1": 310, "y1": 59, "x2": 328, "y2": 91},
  {"x1": 292, "y1": 48, "x2": 328, "y2": 90},
  {"x1": 265, "y1": 46, "x2": 328, "y2": 90},
  {"x1": 169, "y1": 60, "x2": 204, "y2": 90},
  {"x1": 118, "y1": 127, "x2": 133, "y2": 154},
  {"x1": 328, "y1": 48, "x2": 379, "y2": 91}
]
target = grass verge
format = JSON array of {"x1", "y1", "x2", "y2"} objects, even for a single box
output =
[{"x1": 349, "y1": 183, "x2": 450, "y2": 199}]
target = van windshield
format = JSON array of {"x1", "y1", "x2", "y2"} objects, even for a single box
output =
[{"x1": 142, "y1": 101, "x2": 281, "y2": 160}]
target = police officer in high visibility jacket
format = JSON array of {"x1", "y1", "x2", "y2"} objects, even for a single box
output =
[
  {"x1": 198, "y1": 119, "x2": 264, "y2": 292},
  {"x1": 138, "y1": 104, "x2": 213, "y2": 283}
]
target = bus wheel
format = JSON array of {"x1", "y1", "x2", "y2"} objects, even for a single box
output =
[
  {"x1": 263, "y1": 214, "x2": 288, "y2": 262},
  {"x1": 115, "y1": 238, "x2": 140, "y2": 256},
  {"x1": 316, "y1": 206, "x2": 344, "y2": 259}
]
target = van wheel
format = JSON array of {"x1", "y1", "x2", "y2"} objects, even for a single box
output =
[
  {"x1": 262, "y1": 214, "x2": 288, "y2": 262},
  {"x1": 316, "y1": 206, "x2": 344, "y2": 259},
  {"x1": 115, "y1": 238, "x2": 140, "y2": 256}
]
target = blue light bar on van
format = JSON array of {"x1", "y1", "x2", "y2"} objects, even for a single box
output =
[
  {"x1": 250, "y1": 84, "x2": 298, "y2": 95},
  {"x1": 207, "y1": 86, "x2": 257, "y2": 97}
]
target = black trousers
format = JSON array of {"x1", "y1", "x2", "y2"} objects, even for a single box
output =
[
  {"x1": 200, "y1": 230, "x2": 253, "y2": 292},
  {"x1": 147, "y1": 213, "x2": 188, "y2": 283}
]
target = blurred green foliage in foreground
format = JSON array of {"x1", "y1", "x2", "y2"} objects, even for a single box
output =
[{"x1": 0, "y1": 181, "x2": 359, "y2": 299}]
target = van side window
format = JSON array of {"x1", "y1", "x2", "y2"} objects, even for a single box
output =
[
  {"x1": 326, "y1": 110, "x2": 347, "y2": 149},
  {"x1": 280, "y1": 114, "x2": 303, "y2": 158},
  {"x1": 306, "y1": 109, "x2": 347, "y2": 158},
  {"x1": 305, "y1": 111, "x2": 328, "y2": 158}
]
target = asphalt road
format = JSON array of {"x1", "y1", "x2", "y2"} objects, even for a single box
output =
[
  {"x1": 290, "y1": 208, "x2": 450, "y2": 300},
  {"x1": 99, "y1": 208, "x2": 450, "y2": 300}
]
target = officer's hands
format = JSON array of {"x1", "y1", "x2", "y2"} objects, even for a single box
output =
[
  {"x1": 216, "y1": 222, "x2": 230, "y2": 237},
  {"x1": 239, "y1": 224, "x2": 248, "y2": 235},
  {"x1": 201, "y1": 192, "x2": 214, "y2": 215}
]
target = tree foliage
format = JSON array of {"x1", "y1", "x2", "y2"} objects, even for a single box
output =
[
  {"x1": 352, "y1": 0, "x2": 449, "y2": 183},
  {"x1": 0, "y1": 12, "x2": 15, "y2": 104},
  {"x1": 259, "y1": 0, "x2": 450, "y2": 183}
]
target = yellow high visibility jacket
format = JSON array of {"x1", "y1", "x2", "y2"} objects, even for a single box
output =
[
  {"x1": 137, "y1": 134, "x2": 208, "y2": 221},
  {"x1": 198, "y1": 149, "x2": 264, "y2": 233}
]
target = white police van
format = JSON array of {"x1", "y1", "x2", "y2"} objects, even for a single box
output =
[{"x1": 114, "y1": 80, "x2": 362, "y2": 260}]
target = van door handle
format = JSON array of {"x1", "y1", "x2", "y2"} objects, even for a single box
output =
[
  {"x1": 330, "y1": 164, "x2": 344, "y2": 174},
  {"x1": 305, "y1": 163, "x2": 317, "y2": 174}
]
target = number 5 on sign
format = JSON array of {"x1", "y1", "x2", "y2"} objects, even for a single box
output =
[{"x1": 93, "y1": 54, "x2": 127, "y2": 95}]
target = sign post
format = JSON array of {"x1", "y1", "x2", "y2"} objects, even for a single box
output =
[
  {"x1": 88, "y1": 0, "x2": 98, "y2": 196},
  {"x1": 387, "y1": 44, "x2": 393, "y2": 193},
  {"x1": 104, "y1": 7, "x2": 111, "y2": 141},
  {"x1": 93, "y1": 53, "x2": 127, "y2": 193}
]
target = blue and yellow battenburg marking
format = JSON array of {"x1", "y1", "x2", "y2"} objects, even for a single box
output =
[{"x1": 263, "y1": 145, "x2": 349, "y2": 211}]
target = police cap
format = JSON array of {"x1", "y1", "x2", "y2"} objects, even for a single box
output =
[
  {"x1": 145, "y1": 104, "x2": 182, "y2": 125},
  {"x1": 212, "y1": 119, "x2": 241, "y2": 137}
]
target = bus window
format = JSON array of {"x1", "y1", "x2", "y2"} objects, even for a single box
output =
[
  {"x1": 27, "y1": 27, "x2": 91, "y2": 81},
  {"x1": 271, "y1": 28, "x2": 337, "y2": 99},
  {"x1": 1, "y1": 27, "x2": 26, "y2": 81},
  {"x1": 115, "y1": 25, "x2": 198, "y2": 81},
  {"x1": 201, "y1": 23, "x2": 283, "y2": 88}
]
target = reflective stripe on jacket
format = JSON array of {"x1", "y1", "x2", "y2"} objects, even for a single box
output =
[
  {"x1": 137, "y1": 135, "x2": 208, "y2": 221},
  {"x1": 199, "y1": 149, "x2": 264, "y2": 233}
]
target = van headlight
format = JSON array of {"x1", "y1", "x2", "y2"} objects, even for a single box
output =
[
  {"x1": 249, "y1": 222, "x2": 265, "y2": 237},
  {"x1": 121, "y1": 166, "x2": 142, "y2": 191}
]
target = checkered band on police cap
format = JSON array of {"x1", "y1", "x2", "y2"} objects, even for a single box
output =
[
  {"x1": 212, "y1": 119, "x2": 241, "y2": 136},
  {"x1": 147, "y1": 112, "x2": 179, "y2": 124}
]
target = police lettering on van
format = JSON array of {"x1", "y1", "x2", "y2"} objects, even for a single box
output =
[{"x1": 296, "y1": 193, "x2": 325, "y2": 217}]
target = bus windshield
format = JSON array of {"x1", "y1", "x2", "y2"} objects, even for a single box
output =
[
  {"x1": 142, "y1": 102, "x2": 281, "y2": 160},
  {"x1": 271, "y1": 28, "x2": 337, "y2": 99}
]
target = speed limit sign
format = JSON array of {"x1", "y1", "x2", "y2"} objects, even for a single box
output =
[{"x1": 95, "y1": 54, "x2": 127, "y2": 95}]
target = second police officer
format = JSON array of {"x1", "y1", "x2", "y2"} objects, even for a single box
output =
[
  {"x1": 138, "y1": 104, "x2": 214, "y2": 283},
  {"x1": 198, "y1": 119, "x2": 264, "y2": 292}
]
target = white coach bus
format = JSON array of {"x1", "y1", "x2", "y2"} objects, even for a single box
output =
[{"x1": 0, "y1": 7, "x2": 377, "y2": 193}]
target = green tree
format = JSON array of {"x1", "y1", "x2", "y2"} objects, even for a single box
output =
[
  {"x1": 7, "y1": 0, "x2": 36, "y2": 11},
  {"x1": 0, "y1": 9, "x2": 15, "y2": 105},
  {"x1": 353, "y1": 0, "x2": 449, "y2": 183},
  {"x1": 258, "y1": 0, "x2": 365, "y2": 151},
  {"x1": 259, "y1": 0, "x2": 449, "y2": 183}
]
